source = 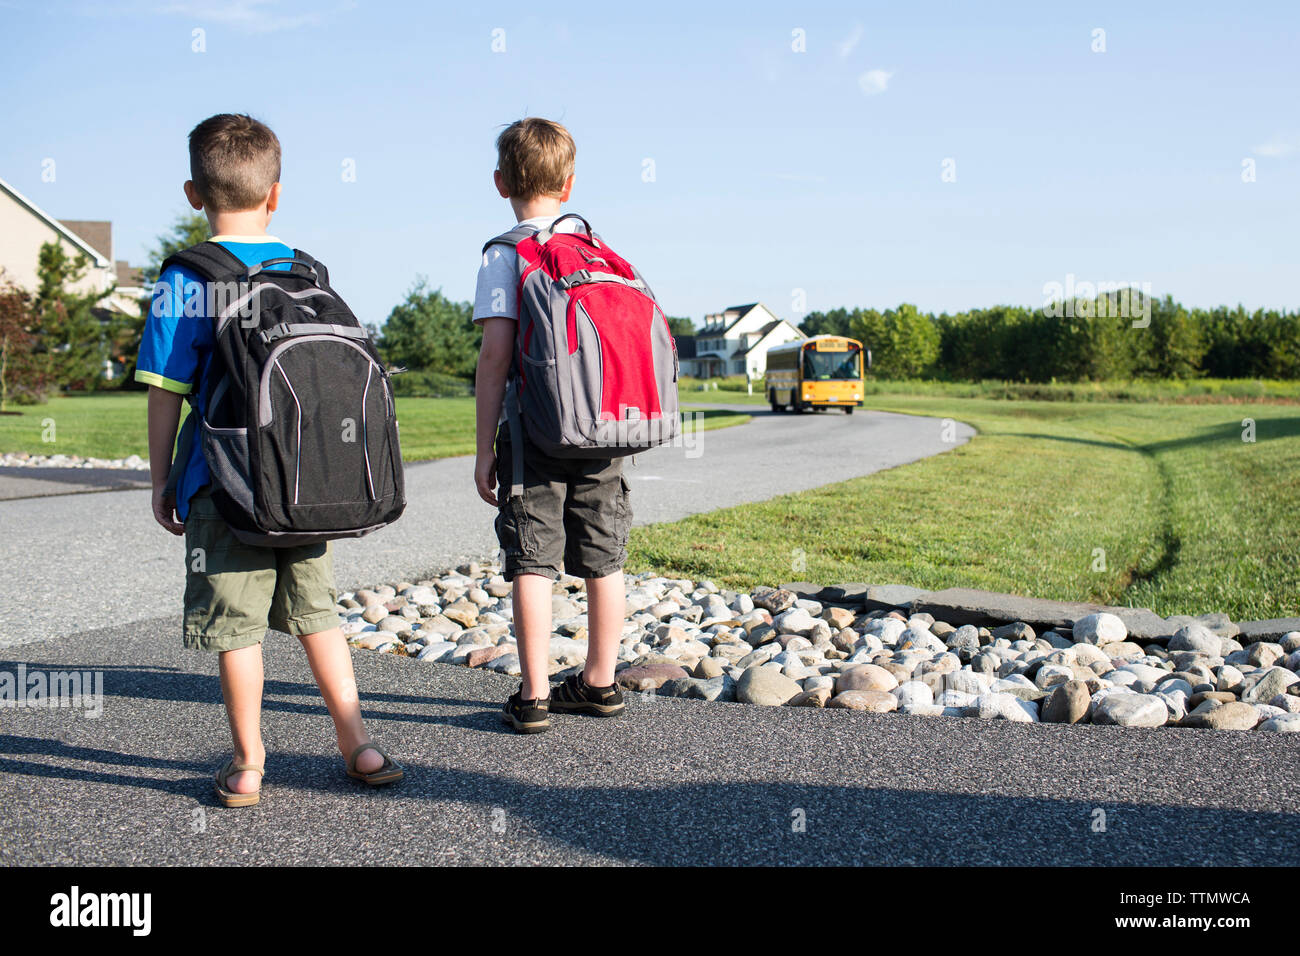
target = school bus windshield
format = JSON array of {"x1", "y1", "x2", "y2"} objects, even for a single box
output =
[{"x1": 802, "y1": 347, "x2": 861, "y2": 381}]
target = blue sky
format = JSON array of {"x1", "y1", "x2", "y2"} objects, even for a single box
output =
[{"x1": 1, "y1": 0, "x2": 1297, "y2": 328}]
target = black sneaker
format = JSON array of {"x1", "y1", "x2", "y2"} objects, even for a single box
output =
[
  {"x1": 501, "y1": 687, "x2": 551, "y2": 734},
  {"x1": 549, "y1": 673, "x2": 625, "y2": 717}
]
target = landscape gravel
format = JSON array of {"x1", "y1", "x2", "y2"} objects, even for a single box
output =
[
  {"x1": 340, "y1": 566, "x2": 1300, "y2": 732},
  {"x1": 0, "y1": 452, "x2": 148, "y2": 470}
]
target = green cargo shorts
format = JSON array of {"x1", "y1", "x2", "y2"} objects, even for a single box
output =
[
  {"x1": 494, "y1": 425, "x2": 632, "y2": 582},
  {"x1": 182, "y1": 487, "x2": 340, "y2": 652}
]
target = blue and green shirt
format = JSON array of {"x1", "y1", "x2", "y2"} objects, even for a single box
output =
[{"x1": 135, "y1": 235, "x2": 294, "y2": 520}]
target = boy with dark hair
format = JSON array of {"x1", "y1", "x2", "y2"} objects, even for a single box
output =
[{"x1": 139, "y1": 113, "x2": 402, "y2": 805}]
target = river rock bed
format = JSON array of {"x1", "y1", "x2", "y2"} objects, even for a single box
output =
[
  {"x1": 338, "y1": 566, "x2": 1300, "y2": 732},
  {"x1": 0, "y1": 452, "x2": 148, "y2": 470}
]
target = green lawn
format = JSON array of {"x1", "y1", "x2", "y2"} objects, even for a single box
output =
[
  {"x1": 628, "y1": 397, "x2": 1300, "y2": 621},
  {"x1": 683, "y1": 377, "x2": 1300, "y2": 406},
  {"x1": 0, "y1": 394, "x2": 152, "y2": 459},
  {"x1": 7, "y1": 389, "x2": 1296, "y2": 620},
  {"x1": 0, "y1": 393, "x2": 748, "y2": 463}
]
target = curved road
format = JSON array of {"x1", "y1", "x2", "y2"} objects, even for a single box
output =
[{"x1": 0, "y1": 405, "x2": 974, "y2": 645}]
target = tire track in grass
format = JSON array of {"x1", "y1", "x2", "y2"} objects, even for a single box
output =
[
  {"x1": 1075, "y1": 414, "x2": 1182, "y2": 605},
  {"x1": 1116, "y1": 448, "x2": 1182, "y2": 597}
]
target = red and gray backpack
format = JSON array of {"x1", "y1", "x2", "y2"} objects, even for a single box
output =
[
  {"x1": 484, "y1": 213, "x2": 680, "y2": 496},
  {"x1": 160, "y1": 241, "x2": 405, "y2": 546}
]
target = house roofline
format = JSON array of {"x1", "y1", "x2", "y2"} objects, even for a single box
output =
[
  {"x1": 0, "y1": 174, "x2": 111, "y2": 268},
  {"x1": 699, "y1": 302, "x2": 779, "y2": 336},
  {"x1": 737, "y1": 318, "x2": 806, "y2": 353}
]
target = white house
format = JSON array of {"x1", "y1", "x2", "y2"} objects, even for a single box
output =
[{"x1": 682, "y1": 302, "x2": 805, "y2": 379}]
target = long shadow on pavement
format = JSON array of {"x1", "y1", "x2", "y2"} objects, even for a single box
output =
[
  {"x1": 1, "y1": 731, "x2": 1292, "y2": 866},
  {"x1": 4, "y1": 634, "x2": 1298, "y2": 865}
]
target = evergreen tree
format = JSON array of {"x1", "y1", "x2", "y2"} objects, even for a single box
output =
[
  {"x1": 33, "y1": 242, "x2": 105, "y2": 390},
  {"x1": 376, "y1": 280, "x2": 478, "y2": 377},
  {"x1": 1137, "y1": 295, "x2": 1204, "y2": 379}
]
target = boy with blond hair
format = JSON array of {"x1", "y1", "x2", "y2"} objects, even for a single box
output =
[
  {"x1": 139, "y1": 113, "x2": 402, "y2": 803},
  {"x1": 473, "y1": 118, "x2": 635, "y2": 733}
]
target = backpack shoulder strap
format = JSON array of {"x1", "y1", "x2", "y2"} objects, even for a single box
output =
[
  {"x1": 292, "y1": 249, "x2": 330, "y2": 288},
  {"x1": 159, "y1": 241, "x2": 246, "y2": 281},
  {"x1": 482, "y1": 224, "x2": 542, "y2": 255}
]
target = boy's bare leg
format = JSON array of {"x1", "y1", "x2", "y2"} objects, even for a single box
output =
[
  {"x1": 584, "y1": 570, "x2": 625, "y2": 687},
  {"x1": 218, "y1": 644, "x2": 267, "y2": 794},
  {"x1": 298, "y1": 627, "x2": 384, "y2": 774},
  {"x1": 513, "y1": 573, "x2": 555, "y2": 699}
]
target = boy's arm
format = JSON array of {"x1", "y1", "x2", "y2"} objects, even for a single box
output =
[
  {"x1": 474, "y1": 317, "x2": 515, "y2": 507},
  {"x1": 147, "y1": 386, "x2": 185, "y2": 535},
  {"x1": 137, "y1": 265, "x2": 202, "y2": 534}
]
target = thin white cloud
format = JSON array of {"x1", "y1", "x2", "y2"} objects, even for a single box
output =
[
  {"x1": 155, "y1": 0, "x2": 356, "y2": 34},
  {"x1": 1252, "y1": 137, "x2": 1298, "y2": 158},
  {"x1": 772, "y1": 172, "x2": 827, "y2": 183},
  {"x1": 837, "y1": 23, "x2": 863, "y2": 58},
  {"x1": 858, "y1": 68, "x2": 893, "y2": 96}
]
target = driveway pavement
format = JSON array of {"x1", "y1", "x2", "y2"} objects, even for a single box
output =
[
  {"x1": 0, "y1": 406, "x2": 973, "y2": 646},
  {"x1": 1, "y1": 618, "x2": 1294, "y2": 866}
]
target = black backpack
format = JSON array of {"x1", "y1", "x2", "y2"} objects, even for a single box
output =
[{"x1": 162, "y1": 241, "x2": 405, "y2": 546}]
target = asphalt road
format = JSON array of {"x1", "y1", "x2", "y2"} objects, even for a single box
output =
[
  {"x1": 1, "y1": 618, "x2": 1295, "y2": 866},
  {"x1": 0, "y1": 406, "x2": 974, "y2": 646},
  {"x1": 0, "y1": 465, "x2": 151, "y2": 500}
]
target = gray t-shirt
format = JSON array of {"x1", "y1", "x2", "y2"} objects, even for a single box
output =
[
  {"x1": 474, "y1": 214, "x2": 587, "y2": 424},
  {"x1": 472, "y1": 214, "x2": 587, "y2": 324}
]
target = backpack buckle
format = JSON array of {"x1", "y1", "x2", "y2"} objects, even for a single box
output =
[
  {"x1": 259, "y1": 322, "x2": 291, "y2": 345},
  {"x1": 561, "y1": 269, "x2": 592, "y2": 290}
]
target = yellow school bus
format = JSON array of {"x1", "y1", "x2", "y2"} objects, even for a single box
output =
[{"x1": 765, "y1": 335, "x2": 866, "y2": 414}]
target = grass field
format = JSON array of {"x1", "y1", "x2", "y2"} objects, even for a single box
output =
[
  {"x1": 0, "y1": 393, "x2": 748, "y2": 463},
  {"x1": 628, "y1": 396, "x2": 1300, "y2": 621},
  {"x1": 681, "y1": 376, "x2": 1300, "y2": 405},
  {"x1": 5, "y1": 388, "x2": 1296, "y2": 620}
]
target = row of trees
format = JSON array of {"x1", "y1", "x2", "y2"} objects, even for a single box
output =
[
  {"x1": 6, "y1": 209, "x2": 1294, "y2": 408},
  {"x1": 800, "y1": 294, "x2": 1300, "y2": 381}
]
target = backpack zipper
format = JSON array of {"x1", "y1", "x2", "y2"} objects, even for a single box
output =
[
  {"x1": 274, "y1": 361, "x2": 303, "y2": 504},
  {"x1": 258, "y1": 334, "x2": 382, "y2": 428},
  {"x1": 360, "y1": 363, "x2": 376, "y2": 500}
]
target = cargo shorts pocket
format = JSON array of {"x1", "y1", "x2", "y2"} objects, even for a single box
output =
[
  {"x1": 182, "y1": 490, "x2": 276, "y2": 651},
  {"x1": 495, "y1": 494, "x2": 538, "y2": 560},
  {"x1": 613, "y1": 475, "x2": 632, "y2": 549}
]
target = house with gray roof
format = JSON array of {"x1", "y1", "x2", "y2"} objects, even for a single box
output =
[{"x1": 681, "y1": 302, "x2": 805, "y2": 379}]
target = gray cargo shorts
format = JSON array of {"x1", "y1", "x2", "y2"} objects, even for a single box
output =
[{"x1": 494, "y1": 424, "x2": 632, "y2": 582}]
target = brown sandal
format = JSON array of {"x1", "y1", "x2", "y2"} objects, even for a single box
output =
[
  {"x1": 346, "y1": 743, "x2": 404, "y2": 786},
  {"x1": 214, "y1": 758, "x2": 264, "y2": 808}
]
